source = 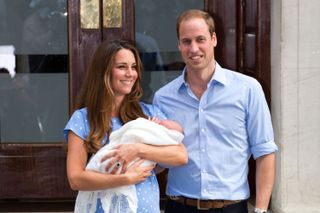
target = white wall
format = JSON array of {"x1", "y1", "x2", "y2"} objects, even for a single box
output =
[{"x1": 271, "y1": 0, "x2": 320, "y2": 212}]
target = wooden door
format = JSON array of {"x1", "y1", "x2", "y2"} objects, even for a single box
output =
[
  {"x1": 0, "y1": 0, "x2": 74, "y2": 211},
  {"x1": 69, "y1": 0, "x2": 271, "y2": 209},
  {"x1": 0, "y1": 0, "x2": 270, "y2": 211}
]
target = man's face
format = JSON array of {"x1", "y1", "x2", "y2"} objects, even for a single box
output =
[{"x1": 178, "y1": 18, "x2": 217, "y2": 72}]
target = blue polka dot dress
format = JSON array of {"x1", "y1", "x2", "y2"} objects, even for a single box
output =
[{"x1": 64, "y1": 102, "x2": 166, "y2": 213}]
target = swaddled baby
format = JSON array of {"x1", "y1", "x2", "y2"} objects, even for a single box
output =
[{"x1": 75, "y1": 117, "x2": 184, "y2": 213}]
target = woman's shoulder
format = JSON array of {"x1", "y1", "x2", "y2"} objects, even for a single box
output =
[
  {"x1": 71, "y1": 107, "x2": 87, "y2": 118},
  {"x1": 140, "y1": 101, "x2": 167, "y2": 119},
  {"x1": 66, "y1": 107, "x2": 88, "y2": 129},
  {"x1": 63, "y1": 107, "x2": 88, "y2": 142}
]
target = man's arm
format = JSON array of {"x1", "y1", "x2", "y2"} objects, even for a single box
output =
[{"x1": 255, "y1": 153, "x2": 276, "y2": 210}]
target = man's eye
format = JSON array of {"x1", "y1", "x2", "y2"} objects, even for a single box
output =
[{"x1": 182, "y1": 40, "x2": 190, "y2": 45}]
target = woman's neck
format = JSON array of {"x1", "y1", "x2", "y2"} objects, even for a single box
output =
[{"x1": 112, "y1": 96, "x2": 124, "y2": 117}]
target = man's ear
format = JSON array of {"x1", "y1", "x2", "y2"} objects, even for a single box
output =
[{"x1": 212, "y1": 32, "x2": 217, "y2": 47}]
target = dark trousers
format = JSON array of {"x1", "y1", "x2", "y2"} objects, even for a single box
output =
[{"x1": 165, "y1": 199, "x2": 248, "y2": 213}]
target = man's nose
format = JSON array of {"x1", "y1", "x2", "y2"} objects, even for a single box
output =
[{"x1": 190, "y1": 41, "x2": 199, "y2": 52}]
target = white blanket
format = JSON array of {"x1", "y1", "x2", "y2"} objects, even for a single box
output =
[{"x1": 74, "y1": 118, "x2": 184, "y2": 213}]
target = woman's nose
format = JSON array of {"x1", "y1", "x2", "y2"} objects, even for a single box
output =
[{"x1": 125, "y1": 68, "x2": 134, "y2": 76}]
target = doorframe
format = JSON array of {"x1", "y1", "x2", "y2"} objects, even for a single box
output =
[{"x1": 67, "y1": 0, "x2": 271, "y2": 209}]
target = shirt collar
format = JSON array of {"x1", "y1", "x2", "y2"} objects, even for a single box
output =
[
  {"x1": 173, "y1": 67, "x2": 187, "y2": 91},
  {"x1": 211, "y1": 62, "x2": 228, "y2": 86},
  {"x1": 178, "y1": 62, "x2": 228, "y2": 90}
]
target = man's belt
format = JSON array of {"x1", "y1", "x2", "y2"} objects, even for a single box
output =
[{"x1": 168, "y1": 196, "x2": 242, "y2": 210}]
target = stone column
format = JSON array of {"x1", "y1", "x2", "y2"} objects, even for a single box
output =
[{"x1": 271, "y1": 0, "x2": 320, "y2": 212}]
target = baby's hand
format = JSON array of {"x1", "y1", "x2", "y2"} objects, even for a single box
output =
[{"x1": 148, "y1": 116, "x2": 161, "y2": 124}]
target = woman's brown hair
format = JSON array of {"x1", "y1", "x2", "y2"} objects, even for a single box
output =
[{"x1": 77, "y1": 39, "x2": 147, "y2": 154}]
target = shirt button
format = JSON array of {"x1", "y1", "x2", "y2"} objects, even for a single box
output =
[
  {"x1": 201, "y1": 128, "x2": 205, "y2": 133},
  {"x1": 203, "y1": 189, "x2": 207, "y2": 193},
  {"x1": 202, "y1": 149, "x2": 205, "y2": 152},
  {"x1": 200, "y1": 108, "x2": 204, "y2": 112}
]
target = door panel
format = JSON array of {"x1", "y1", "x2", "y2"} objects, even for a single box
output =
[
  {"x1": 135, "y1": 0, "x2": 204, "y2": 103},
  {"x1": 205, "y1": 0, "x2": 238, "y2": 70},
  {"x1": 69, "y1": 0, "x2": 135, "y2": 111},
  {"x1": 0, "y1": 0, "x2": 73, "y2": 202},
  {"x1": 0, "y1": 144, "x2": 73, "y2": 198}
]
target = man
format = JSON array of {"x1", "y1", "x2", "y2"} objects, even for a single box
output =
[{"x1": 153, "y1": 9, "x2": 278, "y2": 213}]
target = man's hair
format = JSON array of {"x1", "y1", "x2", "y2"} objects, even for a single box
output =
[{"x1": 176, "y1": 9, "x2": 215, "y2": 39}]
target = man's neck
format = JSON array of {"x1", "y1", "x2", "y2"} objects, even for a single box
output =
[{"x1": 185, "y1": 61, "x2": 216, "y2": 99}]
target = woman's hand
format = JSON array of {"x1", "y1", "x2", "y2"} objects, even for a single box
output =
[
  {"x1": 124, "y1": 159, "x2": 155, "y2": 184},
  {"x1": 101, "y1": 143, "x2": 141, "y2": 173}
]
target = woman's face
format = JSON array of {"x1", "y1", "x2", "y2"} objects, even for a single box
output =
[{"x1": 111, "y1": 49, "x2": 138, "y2": 99}]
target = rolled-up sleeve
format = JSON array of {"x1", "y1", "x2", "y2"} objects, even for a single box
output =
[{"x1": 246, "y1": 79, "x2": 278, "y2": 159}]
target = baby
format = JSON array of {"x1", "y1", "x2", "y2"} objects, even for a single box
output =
[
  {"x1": 152, "y1": 117, "x2": 183, "y2": 134},
  {"x1": 75, "y1": 117, "x2": 184, "y2": 213}
]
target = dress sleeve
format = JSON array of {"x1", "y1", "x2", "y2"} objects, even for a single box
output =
[
  {"x1": 140, "y1": 101, "x2": 167, "y2": 119},
  {"x1": 63, "y1": 109, "x2": 88, "y2": 143}
]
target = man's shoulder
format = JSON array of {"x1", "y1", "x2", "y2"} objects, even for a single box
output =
[
  {"x1": 223, "y1": 67, "x2": 261, "y2": 88},
  {"x1": 155, "y1": 76, "x2": 182, "y2": 97}
]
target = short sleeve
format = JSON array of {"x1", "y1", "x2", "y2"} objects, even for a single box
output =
[
  {"x1": 140, "y1": 101, "x2": 167, "y2": 119},
  {"x1": 63, "y1": 109, "x2": 89, "y2": 143}
]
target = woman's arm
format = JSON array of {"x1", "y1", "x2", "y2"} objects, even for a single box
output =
[
  {"x1": 102, "y1": 142, "x2": 188, "y2": 172},
  {"x1": 136, "y1": 142, "x2": 188, "y2": 166},
  {"x1": 66, "y1": 131, "x2": 154, "y2": 191}
]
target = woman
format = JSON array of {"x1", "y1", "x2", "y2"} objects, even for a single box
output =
[{"x1": 64, "y1": 39, "x2": 187, "y2": 213}]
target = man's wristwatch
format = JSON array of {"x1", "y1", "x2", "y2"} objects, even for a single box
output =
[{"x1": 253, "y1": 207, "x2": 268, "y2": 213}]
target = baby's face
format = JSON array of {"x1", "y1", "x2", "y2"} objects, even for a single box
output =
[{"x1": 159, "y1": 120, "x2": 183, "y2": 133}]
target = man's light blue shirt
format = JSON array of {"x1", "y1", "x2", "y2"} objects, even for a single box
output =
[{"x1": 153, "y1": 62, "x2": 278, "y2": 200}]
